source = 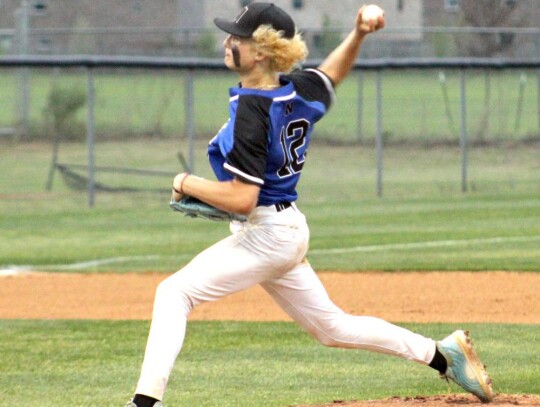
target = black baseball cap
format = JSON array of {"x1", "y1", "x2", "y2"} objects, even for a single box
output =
[{"x1": 214, "y1": 2, "x2": 296, "y2": 39}]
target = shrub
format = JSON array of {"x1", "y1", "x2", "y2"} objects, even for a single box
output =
[{"x1": 44, "y1": 83, "x2": 86, "y2": 141}]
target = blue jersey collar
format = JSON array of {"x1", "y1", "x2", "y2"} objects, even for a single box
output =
[{"x1": 229, "y1": 76, "x2": 294, "y2": 98}]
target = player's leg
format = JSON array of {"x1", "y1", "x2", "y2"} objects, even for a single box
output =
[
  {"x1": 134, "y1": 209, "x2": 309, "y2": 401},
  {"x1": 261, "y1": 260, "x2": 436, "y2": 363},
  {"x1": 261, "y1": 260, "x2": 494, "y2": 402},
  {"x1": 134, "y1": 235, "x2": 271, "y2": 399}
]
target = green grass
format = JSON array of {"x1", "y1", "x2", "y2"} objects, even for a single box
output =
[
  {"x1": 0, "y1": 320, "x2": 538, "y2": 407},
  {"x1": 1, "y1": 140, "x2": 539, "y2": 272},
  {"x1": 0, "y1": 69, "x2": 538, "y2": 142},
  {"x1": 1, "y1": 68, "x2": 539, "y2": 407}
]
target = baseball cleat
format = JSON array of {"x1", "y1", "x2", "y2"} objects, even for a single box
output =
[
  {"x1": 125, "y1": 400, "x2": 164, "y2": 407},
  {"x1": 437, "y1": 330, "x2": 494, "y2": 403}
]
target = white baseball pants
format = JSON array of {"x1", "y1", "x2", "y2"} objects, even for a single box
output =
[{"x1": 135, "y1": 203, "x2": 436, "y2": 399}]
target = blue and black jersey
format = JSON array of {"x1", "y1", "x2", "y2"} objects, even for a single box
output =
[{"x1": 208, "y1": 68, "x2": 335, "y2": 206}]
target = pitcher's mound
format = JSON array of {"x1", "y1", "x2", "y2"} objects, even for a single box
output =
[{"x1": 296, "y1": 393, "x2": 540, "y2": 406}]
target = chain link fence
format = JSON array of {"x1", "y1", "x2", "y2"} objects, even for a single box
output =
[
  {"x1": 1, "y1": 59, "x2": 538, "y2": 144},
  {"x1": 0, "y1": 56, "x2": 538, "y2": 204}
]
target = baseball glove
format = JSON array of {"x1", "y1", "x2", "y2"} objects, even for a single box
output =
[{"x1": 170, "y1": 196, "x2": 247, "y2": 222}]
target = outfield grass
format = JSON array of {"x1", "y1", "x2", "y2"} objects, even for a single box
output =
[
  {"x1": 0, "y1": 68, "x2": 538, "y2": 142},
  {"x1": 0, "y1": 320, "x2": 538, "y2": 407},
  {"x1": 1, "y1": 141, "x2": 538, "y2": 405},
  {"x1": 1, "y1": 140, "x2": 539, "y2": 272}
]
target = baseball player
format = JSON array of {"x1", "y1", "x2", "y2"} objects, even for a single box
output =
[{"x1": 126, "y1": 3, "x2": 494, "y2": 406}]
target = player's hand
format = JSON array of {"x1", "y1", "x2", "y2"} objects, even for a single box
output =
[
  {"x1": 172, "y1": 172, "x2": 189, "y2": 202},
  {"x1": 356, "y1": 5, "x2": 385, "y2": 34}
]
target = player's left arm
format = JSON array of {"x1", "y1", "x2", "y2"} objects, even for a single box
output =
[
  {"x1": 172, "y1": 174, "x2": 260, "y2": 216},
  {"x1": 172, "y1": 95, "x2": 268, "y2": 216},
  {"x1": 318, "y1": 5, "x2": 385, "y2": 87}
]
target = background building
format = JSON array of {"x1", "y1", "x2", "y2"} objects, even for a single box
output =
[{"x1": 0, "y1": 0, "x2": 538, "y2": 58}]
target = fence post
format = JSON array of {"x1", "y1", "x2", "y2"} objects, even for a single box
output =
[
  {"x1": 357, "y1": 70, "x2": 364, "y2": 143},
  {"x1": 537, "y1": 68, "x2": 540, "y2": 134},
  {"x1": 15, "y1": 1, "x2": 31, "y2": 140},
  {"x1": 184, "y1": 68, "x2": 195, "y2": 173},
  {"x1": 514, "y1": 71, "x2": 526, "y2": 132},
  {"x1": 375, "y1": 69, "x2": 383, "y2": 198},
  {"x1": 459, "y1": 69, "x2": 468, "y2": 193},
  {"x1": 86, "y1": 66, "x2": 96, "y2": 207}
]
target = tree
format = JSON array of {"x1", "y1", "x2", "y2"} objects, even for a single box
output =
[{"x1": 456, "y1": 0, "x2": 525, "y2": 57}]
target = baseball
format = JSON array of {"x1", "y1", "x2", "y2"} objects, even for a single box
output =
[{"x1": 362, "y1": 4, "x2": 384, "y2": 25}]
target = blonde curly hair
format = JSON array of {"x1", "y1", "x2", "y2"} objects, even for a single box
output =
[{"x1": 251, "y1": 25, "x2": 308, "y2": 73}]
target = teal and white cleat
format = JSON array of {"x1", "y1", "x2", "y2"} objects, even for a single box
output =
[{"x1": 437, "y1": 330, "x2": 495, "y2": 403}]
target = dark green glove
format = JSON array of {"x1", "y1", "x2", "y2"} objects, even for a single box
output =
[{"x1": 170, "y1": 196, "x2": 247, "y2": 222}]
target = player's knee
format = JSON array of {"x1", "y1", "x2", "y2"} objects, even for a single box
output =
[
  {"x1": 155, "y1": 277, "x2": 195, "y2": 315},
  {"x1": 309, "y1": 320, "x2": 345, "y2": 347},
  {"x1": 309, "y1": 313, "x2": 355, "y2": 347},
  {"x1": 315, "y1": 333, "x2": 341, "y2": 348}
]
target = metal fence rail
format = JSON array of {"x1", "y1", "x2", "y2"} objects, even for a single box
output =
[
  {"x1": 1, "y1": 56, "x2": 539, "y2": 206},
  {"x1": 2, "y1": 54, "x2": 540, "y2": 69}
]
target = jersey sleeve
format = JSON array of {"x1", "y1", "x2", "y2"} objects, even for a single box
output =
[
  {"x1": 285, "y1": 68, "x2": 336, "y2": 110},
  {"x1": 224, "y1": 95, "x2": 272, "y2": 185}
]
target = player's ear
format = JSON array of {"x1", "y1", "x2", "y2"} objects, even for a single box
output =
[{"x1": 254, "y1": 50, "x2": 269, "y2": 63}]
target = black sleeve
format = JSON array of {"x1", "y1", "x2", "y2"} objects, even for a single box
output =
[
  {"x1": 284, "y1": 68, "x2": 335, "y2": 110},
  {"x1": 225, "y1": 95, "x2": 272, "y2": 185}
]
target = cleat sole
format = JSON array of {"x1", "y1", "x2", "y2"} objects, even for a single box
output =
[{"x1": 453, "y1": 330, "x2": 495, "y2": 403}]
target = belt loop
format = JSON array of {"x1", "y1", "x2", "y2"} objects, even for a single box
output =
[{"x1": 275, "y1": 202, "x2": 292, "y2": 212}]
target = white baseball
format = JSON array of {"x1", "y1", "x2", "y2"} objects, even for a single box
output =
[{"x1": 362, "y1": 4, "x2": 384, "y2": 25}]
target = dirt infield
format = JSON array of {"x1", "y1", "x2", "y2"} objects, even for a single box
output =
[
  {"x1": 1, "y1": 270, "x2": 539, "y2": 406},
  {"x1": 1, "y1": 271, "x2": 538, "y2": 323}
]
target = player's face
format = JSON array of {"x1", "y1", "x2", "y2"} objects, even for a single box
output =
[{"x1": 223, "y1": 34, "x2": 257, "y2": 72}]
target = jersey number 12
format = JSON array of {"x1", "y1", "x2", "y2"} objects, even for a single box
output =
[{"x1": 277, "y1": 119, "x2": 309, "y2": 178}]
